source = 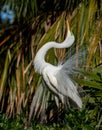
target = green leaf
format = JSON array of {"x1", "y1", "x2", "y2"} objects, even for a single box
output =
[{"x1": 74, "y1": 78, "x2": 102, "y2": 90}]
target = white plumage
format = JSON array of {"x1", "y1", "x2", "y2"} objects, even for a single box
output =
[{"x1": 29, "y1": 20, "x2": 83, "y2": 122}]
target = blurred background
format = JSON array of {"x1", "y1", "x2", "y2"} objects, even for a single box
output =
[{"x1": 0, "y1": 0, "x2": 102, "y2": 129}]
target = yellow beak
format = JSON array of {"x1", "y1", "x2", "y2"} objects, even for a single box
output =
[{"x1": 66, "y1": 19, "x2": 70, "y2": 31}]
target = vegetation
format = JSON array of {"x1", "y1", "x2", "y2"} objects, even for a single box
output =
[
  {"x1": 0, "y1": 0, "x2": 102, "y2": 129},
  {"x1": 0, "y1": 105, "x2": 102, "y2": 130}
]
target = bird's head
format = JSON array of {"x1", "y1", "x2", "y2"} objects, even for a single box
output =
[{"x1": 64, "y1": 19, "x2": 75, "y2": 46}]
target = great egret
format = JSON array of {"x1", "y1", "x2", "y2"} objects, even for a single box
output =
[{"x1": 29, "y1": 20, "x2": 84, "y2": 122}]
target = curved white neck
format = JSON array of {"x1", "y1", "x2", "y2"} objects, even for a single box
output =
[{"x1": 34, "y1": 30, "x2": 75, "y2": 74}]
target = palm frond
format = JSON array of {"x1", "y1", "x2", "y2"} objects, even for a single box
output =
[{"x1": 0, "y1": 0, "x2": 102, "y2": 124}]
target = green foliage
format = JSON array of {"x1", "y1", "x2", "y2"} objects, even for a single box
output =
[
  {"x1": 73, "y1": 66, "x2": 102, "y2": 130},
  {"x1": 0, "y1": 112, "x2": 24, "y2": 130},
  {"x1": 65, "y1": 107, "x2": 102, "y2": 130},
  {"x1": 74, "y1": 66, "x2": 102, "y2": 102},
  {"x1": 0, "y1": 106, "x2": 102, "y2": 130},
  {"x1": 0, "y1": 0, "x2": 102, "y2": 126},
  {"x1": 0, "y1": 112, "x2": 9, "y2": 130}
]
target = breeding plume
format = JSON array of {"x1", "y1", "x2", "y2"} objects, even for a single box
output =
[{"x1": 29, "y1": 20, "x2": 84, "y2": 122}]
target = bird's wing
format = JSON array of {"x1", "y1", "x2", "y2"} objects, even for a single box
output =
[
  {"x1": 54, "y1": 48, "x2": 87, "y2": 107},
  {"x1": 59, "y1": 47, "x2": 87, "y2": 75},
  {"x1": 55, "y1": 69, "x2": 82, "y2": 108},
  {"x1": 42, "y1": 65, "x2": 82, "y2": 108}
]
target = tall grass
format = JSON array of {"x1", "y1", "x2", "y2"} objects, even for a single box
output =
[{"x1": 0, "y1": 0, "x2": 102, "y2": 127}]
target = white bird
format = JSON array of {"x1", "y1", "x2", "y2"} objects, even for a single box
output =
[{"x1": 29, "y1": 20, "x2": 84, "y2": 122}]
